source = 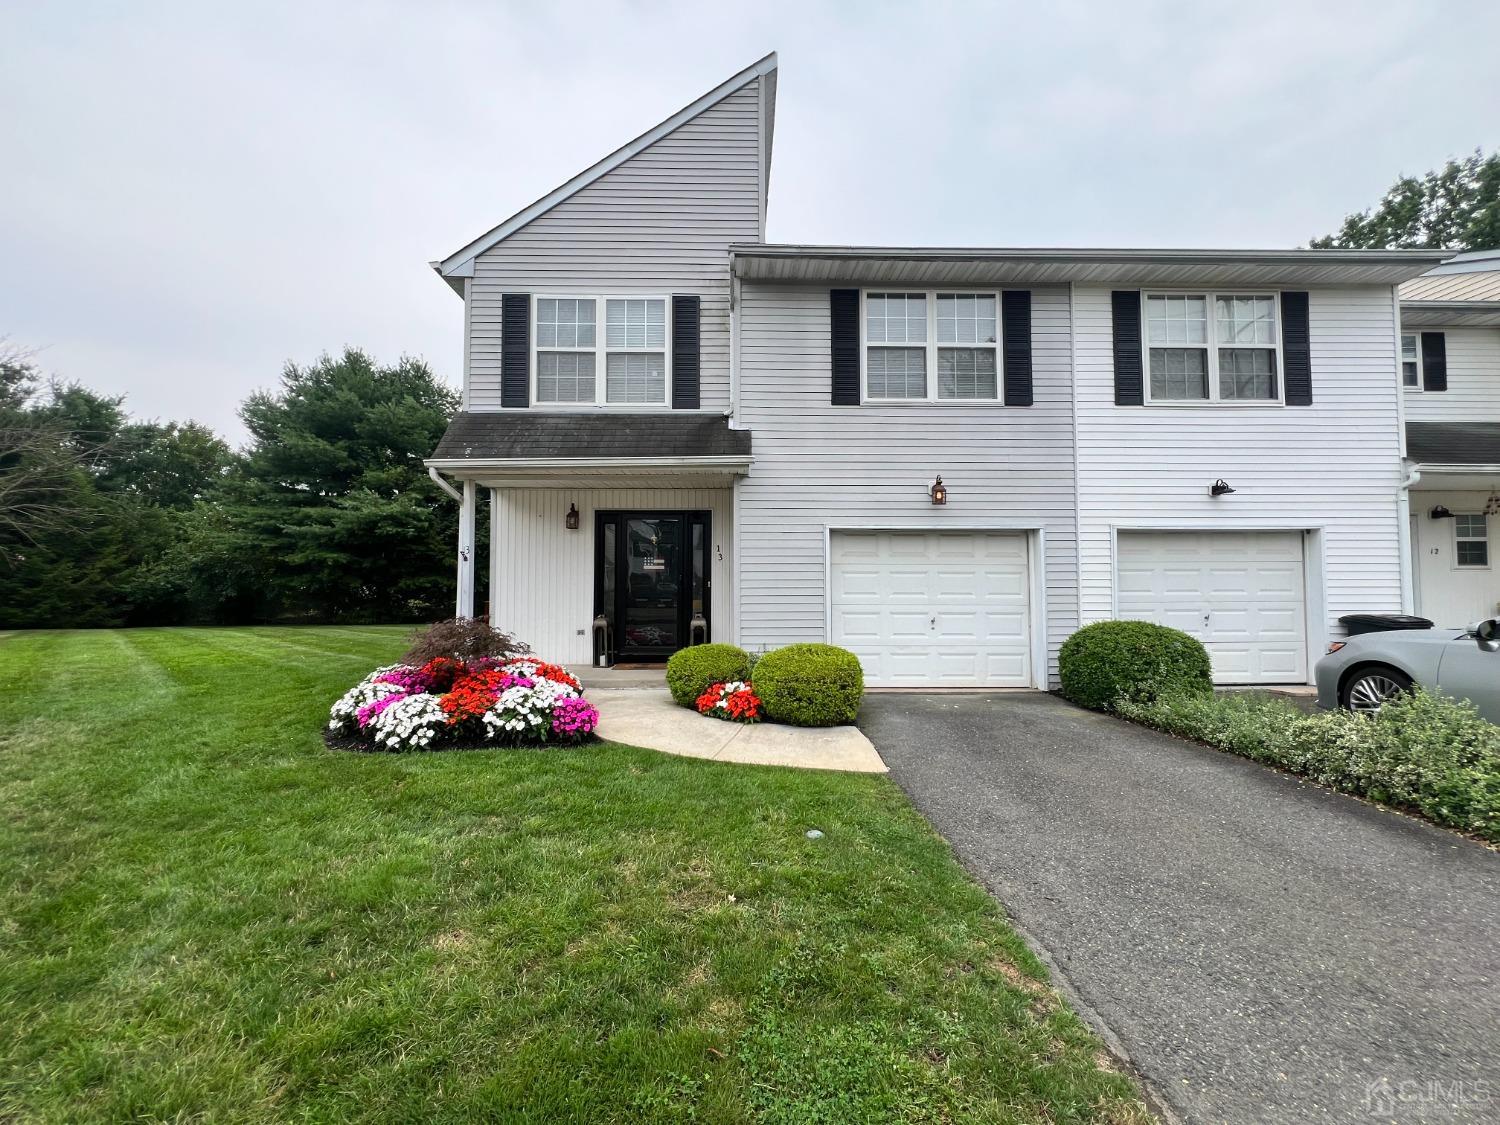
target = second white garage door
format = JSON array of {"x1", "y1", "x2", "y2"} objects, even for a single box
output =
[
  {"x1": 1116, "y1": 530, "x2": 1308, "y2": 684},
  {"x1": 830, "y1": 530, "x2": 1032, "y2": 688}
]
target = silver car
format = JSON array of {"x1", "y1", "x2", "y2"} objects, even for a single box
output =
[{"x1": 1314, "y1": 620, "x2": 1500, "y2": 721}]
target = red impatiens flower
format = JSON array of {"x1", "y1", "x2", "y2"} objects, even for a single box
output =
[{"x1": 695, "y1": 680, "x2": 762, "y2": 723}]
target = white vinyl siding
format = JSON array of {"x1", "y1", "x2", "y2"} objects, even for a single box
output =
[
  {"x1": 1075, "y1": 284, "x2": 1406, "y2": 669},
  {"x1": 1411, "y1": 490, "x2": 1500, "y2": 625},
  {"x1": 1401, "y1": 326, "x2": 1500, "y2": 421},
  {"x1": 466, "y1": 82, "x2": 765, "y2": 412},
  {"x1": 736, "y1": 281, "x2": 1075, "y2": 684}
]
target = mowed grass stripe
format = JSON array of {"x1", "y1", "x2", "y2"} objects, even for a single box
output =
[{"x1": 0, "y1": 627, "x2": 1149, "y2": 1123}]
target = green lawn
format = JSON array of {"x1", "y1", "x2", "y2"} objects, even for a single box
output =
[{"x1": 0, "y1": 627, "x2": 1147, "y2": 1123}]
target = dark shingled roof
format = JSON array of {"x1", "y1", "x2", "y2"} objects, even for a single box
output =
[
  {"x1": 430, "y1": 412, "x2": 751, "y2": 461},
  {"x1": 1407, "y1": 421, "x2": 1500, "y2": 466}
]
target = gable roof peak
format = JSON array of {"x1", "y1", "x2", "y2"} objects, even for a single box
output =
[{"x1": 434, "y1": 52, "x2": 778, "y2": 285}]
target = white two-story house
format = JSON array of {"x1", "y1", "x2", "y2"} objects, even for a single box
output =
[
  {"x1": 1399, "y1": 249, "x2": 1500, "y2": 627},
  {"x1": 425, "y1": 54, "x2": 1448, "y2": 689}
]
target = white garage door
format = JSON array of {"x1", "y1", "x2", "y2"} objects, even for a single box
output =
[
  {"x1": 1116, "y1": 530, "x2": 1307, "y2": 684},
  {"x1": 830, "y1": 530, "x2": 1032, "y2": 688}
]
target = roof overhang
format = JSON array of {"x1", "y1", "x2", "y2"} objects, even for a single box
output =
[
  {"x1": 425, "y1": 455, "x2": 752, "y2": 490},
  {"x1": 729, "y1": 244, "x2": 1452, "y2": 287},
  {"x1": 1408, "y1": 466, "x2": 1500, "y2": 491},
  {"x1": 1400, "y1": 300, "x2": 1500, "y2": 328},
  {"x1": 432, "y1": 53, "x2": 778, "y2": 288}
]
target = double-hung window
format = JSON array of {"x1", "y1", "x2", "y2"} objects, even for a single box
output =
[
  {"x1": 1400, "y1": 333, "x2": 1422, "y2": 389},
  {"x1": 863, "y1": 291, "x2": 1000, "y2": 402},
  {"x1": 1144, "y1": 293, "x2": 1281, "y2": 404},
  {"x1": 534, "y1": 296, "x2": 668, "y2": 406},
  {"x1": 1455, "y1": 514, "x2": 1489, "y2": 568}
]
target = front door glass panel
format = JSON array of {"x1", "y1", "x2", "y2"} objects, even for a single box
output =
[{"x1": 622, "y1": 516, "x2": 681, "y2": 655}]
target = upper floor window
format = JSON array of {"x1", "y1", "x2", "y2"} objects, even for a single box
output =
[
  {"x1": 1400, "y1": 333, "x2": 1422, "y2": 388},
  {"x1": 863, "y1": 291, "x2": 1000, "y2": 402},
  {"x1": 1455, "y1": 514, "x2": 1488, "y2": 568},
  {"x1": 1144, "y1": 293, "x2": 1280, "y2": 404},
  {"x1": 534, "y1": 296, "x2": 668, "y2": 405}
]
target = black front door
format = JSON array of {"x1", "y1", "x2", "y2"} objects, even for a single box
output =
[{"x1": 596, "y1": 511, "x2": 710, "y2": 662}]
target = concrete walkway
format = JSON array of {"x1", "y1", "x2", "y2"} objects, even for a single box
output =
[
  {"x1": 589, "y1": 686, "x2": 886, "y2": 773},
  {"x1": 861, "y1": 691, "x2": 1500, "y2": 1125}
]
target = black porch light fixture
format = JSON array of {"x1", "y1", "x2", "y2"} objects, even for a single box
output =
[
  {"x1": 565, "y1": 503, "x2": 580, "y2": 530},
  {"x1": 1430, "y1": 505, "x2": 1454, "y2": 519},
  {"x1": 930, "y1": 476, "x2": 947, "y2": 505},
  {"x1": 1209, "y1": 479, "x2": 1236, "y2": 497}
]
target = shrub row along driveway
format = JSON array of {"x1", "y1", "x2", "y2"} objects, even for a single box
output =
[{"x1": 861, "y1": 691, "x2": 1500, "y2": 1125}]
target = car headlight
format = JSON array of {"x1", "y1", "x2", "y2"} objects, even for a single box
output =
[{"x1": 1326, "y1": 641, "x2": 1347, "y2": 654}]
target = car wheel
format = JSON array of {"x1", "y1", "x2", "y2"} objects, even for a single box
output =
[{"x1": 1340, "y1": 666, "x2": 1413, "y2": 715}]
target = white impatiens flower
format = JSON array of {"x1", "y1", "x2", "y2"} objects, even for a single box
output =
[
  {"x1": 328, "y1": 665, "x2": 412, "y2": 734},
  {"x1": 482, "y1": 680, "x2": 580, "y2": 740},
  {"x1": 366, "y1": 692, "x2": 448, "y2": 751}
]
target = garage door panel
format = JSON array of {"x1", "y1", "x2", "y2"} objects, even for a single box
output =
[
  {"x1": 1117, "y1": 530, "x2": 1307, "y2": 685},
  {"x1": 830, "y1": 530, "x2": 1031, "y2": 688}
]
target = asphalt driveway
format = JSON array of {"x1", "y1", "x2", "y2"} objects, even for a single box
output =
[{"x1": 860, "y1": 692, "x2": 1500, "y2": 1124}]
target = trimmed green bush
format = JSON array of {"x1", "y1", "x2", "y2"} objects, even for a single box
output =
[
  {"x1": 1116, "y1": 689, "x2": 1500, "y2": 842},
  {"x1": 665, "y1": 644, "x2": 752, "y2": 708},
  {"x1": 753, "y1": 643, "x2": 864, "y2": 727},
  {"x1": 1058, "y1": 620, "x2": 1212, "y2": 711}
]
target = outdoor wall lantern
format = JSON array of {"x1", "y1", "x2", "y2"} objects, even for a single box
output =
[
  {"x1": 930, "y1": 476, "x2": 947, "y2": 505},
  {"x1": 1209, "y1": 479, "x2": 1236, "y2": 497},
  {"x1": 565, "y1": 503, "x2": 580, "y2": 530},
  {"x1": 1430, "y1": 505, "x2": 1454, "y2": 519}
]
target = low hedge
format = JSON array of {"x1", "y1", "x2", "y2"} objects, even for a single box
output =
[
  {"x1": 752, "y1": 643, "x2": 864, "y2": 727},
  {"x1": 665, "y1": 644, "x2": 752, "y2": 708},
  {"x1": 1115, "y1": 689, "x2": 1500, "y2": 842},
  {"x1": 1059, "y1": 620, "x2": 1212, "y2": 711}
]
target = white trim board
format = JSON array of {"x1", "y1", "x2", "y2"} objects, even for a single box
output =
[{"x1": 436, "y1": 53, "x2": 778, "y2": 279}]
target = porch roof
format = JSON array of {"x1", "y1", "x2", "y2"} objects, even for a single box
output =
[
  {"x1": 1407, "y1": 421, "x2": 1500, "y2": 470},
  {"x1": 426, "y1": 412, "x2": 752, "y2": 484}
]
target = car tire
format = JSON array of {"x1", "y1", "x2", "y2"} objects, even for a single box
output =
[{"x1": 1339, "y1": 665, "x2": 1413, "y2": 715}]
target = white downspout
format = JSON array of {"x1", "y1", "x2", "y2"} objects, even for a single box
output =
[
  {"x1": 727, "y1": 264, "x2": 742, "y2": 426},
  {"x1": 1398, "y1": 466, "x2": 1420, "y2": 614},
  {"x1": 427, "y1": 465, "x2": 462, "y2": 502}
]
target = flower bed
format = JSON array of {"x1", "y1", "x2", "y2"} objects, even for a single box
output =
[
  {"x1": 328, "y1": 657, "x2": 599, "y2": 752},
  {"x1": 695, "y1": 680, "x2": 762, "y2": 723}
]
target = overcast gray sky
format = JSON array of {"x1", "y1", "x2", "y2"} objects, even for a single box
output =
[{"x1": 3, "y1": 1, "x2": 1497, "y2": 443}]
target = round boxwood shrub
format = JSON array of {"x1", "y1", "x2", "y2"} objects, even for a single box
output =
[
  {"x1": 753, "y1": 643, "x2": 864, "y2": 727},
  {"x1": 665, "y1": 644, "x2": 752, "y2": 708},
  {"x1": 1058, "y1": 620, "x2": 1213, "y2": 712}
]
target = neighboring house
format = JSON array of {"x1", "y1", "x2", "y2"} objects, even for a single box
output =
[
  {"x1": 1400, "y1": 248, "x2": 1500, "y2": 627},
  {"x1": 425, "y1": 54, "x2": 1448, "y2": 688}
]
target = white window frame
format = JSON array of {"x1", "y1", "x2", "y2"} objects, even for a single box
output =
[
  {"x1": 1400, "y1": 332, "x2": 1423, "y2": 391},
  {"x1": 859, "y1": 289, "x2": 1005, "y2": 405},
  {"x1": 1454, "y1": 513, "x2": 1489, "y2": 570},
  {"x1": 531, "y1": 294, "x2": 673, "y2": 409},
  {"x1": 1141, "y1": 291, "x2": 1285, "y2": 407}
]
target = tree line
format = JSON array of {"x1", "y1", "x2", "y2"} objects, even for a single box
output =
[{"x1": 0, "y1": 345, "x2": 471, "y2": 629}]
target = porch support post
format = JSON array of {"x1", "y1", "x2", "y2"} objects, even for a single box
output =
[{"x1": 456, "y1": 478, "x2": 476, "y2": 618}]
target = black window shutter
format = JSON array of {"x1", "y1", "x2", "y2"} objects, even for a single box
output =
[
  {"x1": 1111, "y1": 291, "x2": 1143, "y2": 405},
  {"x1": 1281, "y1": 291, "x2": 1312, "y2": 405},
  {"x1": 501, "y1": 293, "x2": 530, "y2": 408},
  {"x1": 671, "y1": 295, "x2": 701, "y2": 409},
  {"x1": 830, "y1": 289, "x2": 861, "y2": 405},
  {"x1": 1421, "y1": 331, "x2": 1447, "y2": 392},
  {"x1": 1000, "y1": 290, "x2": 1033, "y2": 406}
]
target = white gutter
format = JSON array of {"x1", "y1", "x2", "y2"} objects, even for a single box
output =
[
  {"x1": 424, "y1": 455, "x2": 752, "y2": 472},
  {"x1": 427, "y1": 465, "x2": 463, "y2": 501}
]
